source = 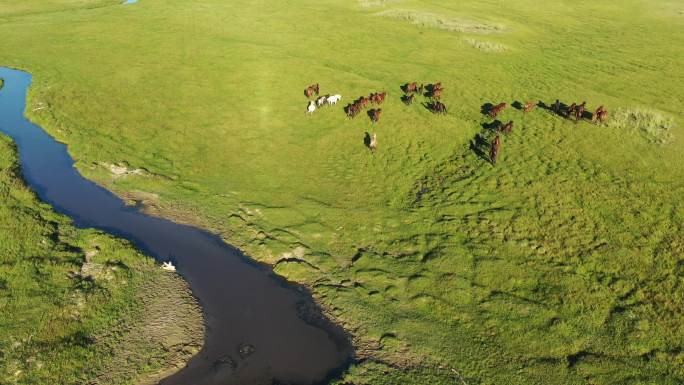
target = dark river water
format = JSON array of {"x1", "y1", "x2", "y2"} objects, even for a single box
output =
[{"x1": 0, "y1": 67, "x2": 353, "y2": 385}]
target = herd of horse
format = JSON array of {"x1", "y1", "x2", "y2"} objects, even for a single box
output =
[
  {"x1": 484, "y1": 100, "x2": 609, "y2": 165},
  {"x1": 304, "y1": 82, "x2": 609, "y2": 157}
]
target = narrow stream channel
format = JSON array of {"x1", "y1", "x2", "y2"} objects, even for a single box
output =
[{"x1": 0, "y1": 67, "x2": 353, "y2": 384}]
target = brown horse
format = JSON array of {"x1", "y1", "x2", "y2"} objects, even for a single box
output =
[
  {"x1": 404, "y1": 82, "x2": 418, "y2": 93},
  {"x1": 304, "y1": 83, "x2": 320, "y2": 98},
  {"x1": 428, "y1": 101, "x2": 447, "y2": 114},
  {"x1": 523, "y1": 101, "x2": 536, "y2": 113},
  {"x1": 593, "y1": 105, "x2": 608, "y2": 123},
  {"x1": 370, "y1": 92, "x2": 387, "y2": 105},
  {"x1": 490, "y1": 135, "x2": 501, "y2": 165},
  {"x1": 489, "y1": 102, "x2": 507, "y2": 118},
  {"x1": 431, "y1": 88, "x2": 443, "y2": 99},
  {"x1": 499, "y1": 120, "x2": 514, "y2": 134},
  {"x1": 345, "y1": 103, "x2": 361, "y2": 119},
  {"x1": 567, "y1": 103, "x2": 577, "y2": 119},
  {"x1": 575, "y1": 101, "x2": 586, "y2": 121}
]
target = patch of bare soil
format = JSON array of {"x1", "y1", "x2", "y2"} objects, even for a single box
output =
[{"x1": 90, "y1": 272, "x2": 204, "y2": 385}]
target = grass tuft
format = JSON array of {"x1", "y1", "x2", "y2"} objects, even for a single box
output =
[
  {"x1": 606, "y1": 108, "x2": 675, "y2": 144},
  {"x1": 376, "y1": 9, "x2": 505, "y2": 34}
]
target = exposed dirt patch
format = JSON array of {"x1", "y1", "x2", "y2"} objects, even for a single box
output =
[{"x1": 90, "y1": 271, "x2": 204, "y2": 385}]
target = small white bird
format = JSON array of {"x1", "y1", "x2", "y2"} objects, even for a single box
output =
[
  {"x1": 161, "y1": 261, "x2": 176, "y2": 272},
  {"x1": 306, "y1": 100, "x2": 316, "y2": 114}
]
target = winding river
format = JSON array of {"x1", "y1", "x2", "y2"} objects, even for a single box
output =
[{"x1": 0, "y1": 67, "x2": 353, "y2": 384}]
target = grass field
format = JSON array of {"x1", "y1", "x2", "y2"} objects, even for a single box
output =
[
  {"x1": 0, "y1": 132, "x2": 203, "y2": 384},
  {"x1": 1, "y1": 0, "x2": 684, "y2": 384}
]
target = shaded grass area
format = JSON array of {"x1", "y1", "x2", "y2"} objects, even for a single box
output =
[
  {"x1": 1, "y1": 0, "x2": 683, "y2": 384},
  {"x1": 0, "y1": 134, "x2": 203, "y2": 384}
]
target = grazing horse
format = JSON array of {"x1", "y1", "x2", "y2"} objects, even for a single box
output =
[
  {"x1": 499, "y1": 120, "x2": 514, "y2": 134},
  {"x1": 593, "y1": 105, "x2": 608, "y2": 123},
  {"x1": 369, "y1": 108, "x2": 383, "y2": 123},
  {"x1": 524, "y1": 101, "x2": 536, "y2": 113},
  {"x1": 489, "y1": 102, "x2": 507, "y2": 118},
  {"x1": 306, "y1": 101, "x2": 316, "y2": 114},
  {"x1": 490, "y1": 135, "x2": 501, "y2": 165}
]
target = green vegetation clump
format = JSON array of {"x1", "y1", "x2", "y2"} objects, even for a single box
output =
[
  {"x1": 0, "y1": 134, "x2": 202, "y2": 385},
  {"x1": 1, "y1": 0, "x2": 683, "y2": 384}
]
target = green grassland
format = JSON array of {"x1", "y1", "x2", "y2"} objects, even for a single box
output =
[
  {"x1": 0, "y1": 133, "x2": 203, "y2": 384},
  {"x1": 1, "y1": 0, "x2": 684, "y2": 384}
]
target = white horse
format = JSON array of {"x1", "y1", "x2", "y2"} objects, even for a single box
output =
[
  {"x1": 306, "y1": 101, "x2": 316, "y2": 114},
  {"x1": 316, "y1": 95, "x2": 328, "y2": 107},
  {"x1": 327, "y1": 94, "x2": 342, "y2": 105},
  {"x1": 369, "y1": 133, "x2": 377, "y2": 151}
]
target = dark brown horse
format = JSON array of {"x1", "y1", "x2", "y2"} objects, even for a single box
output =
[
  {"x1": 369, "y1": 108, "x2": 383, "y2": 123},
  {"x1": 345, "y1": 103, "x2": 361, "y2": 119},
  {"x1": 490, "y1": 135, "x2": 501, "y2": 165}
]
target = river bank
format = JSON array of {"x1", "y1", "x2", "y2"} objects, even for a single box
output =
[
  {"x1": 0, "y1": 66, "x2": 353, "y2": 385},
  {"x1": 0, "y1": 134, "x2": 203, "y2": 385}
]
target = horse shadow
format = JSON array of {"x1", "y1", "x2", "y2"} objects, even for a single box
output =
[
  {"x1": 540, "y1": 100, "x2": 569, "y2": 117},
  {"x1": 469, "y1": 133, "x2": 491, "y2": 163},
  {"x1": 423, "y1": 101, "x2": 444, "y2": 114},
  {"x1": 482, "y1": 120, "x2": 502, "y2": 132},
  {"x1": 363, "y1": 132, "x2": 372, "y2": 149},
  {"x1": 480, "y1": 103, "x2": 494, "y2": 116},
  {"x1": 582, "y1": 110, "x2": 593, "y2": 120},
  {"x1": 512, "y1": 101, "x2": 524, "y2": 110},
  {"x1": 401, "y1": 94, "x2": 415, "y2": 105}
]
